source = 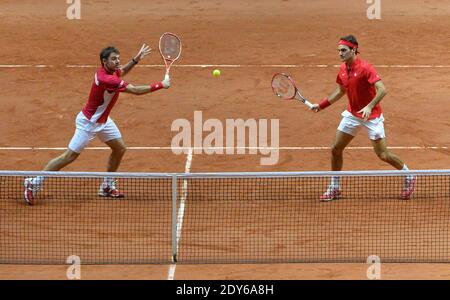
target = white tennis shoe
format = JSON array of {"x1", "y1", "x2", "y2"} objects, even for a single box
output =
[
  {"x1": 320, "y1": 186, "x2": 341, "y2": 202},
  {"x1": 23, "y1": 178, "x2": 40, "y2": 205},
  {"x1": 98, "y1": 181, "x2": 124, "y2": 198}
]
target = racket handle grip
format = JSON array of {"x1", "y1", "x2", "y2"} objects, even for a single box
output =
[{"x1": 304, "y1": 100, "x2": 314, "y2": 109}]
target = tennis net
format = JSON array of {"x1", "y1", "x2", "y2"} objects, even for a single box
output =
[{"x1": 1, "y1": 170, "x2": 449, "y2": 264}]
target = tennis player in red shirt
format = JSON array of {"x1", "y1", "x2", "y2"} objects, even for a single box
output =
[
  {"x1": 24, "y1": 44, "x2": 170, "y2": 205},
  {"x1": 311, "y1": 35, "x2": 416, "y2": 201}
]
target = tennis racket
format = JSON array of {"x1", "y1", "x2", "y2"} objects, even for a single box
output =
[
  {"x1": 271, "y1": 73, "x2": 314, "y2": 109},
  {"x1": 159, "y1": 32, "x2": 182, "y2": 75}
]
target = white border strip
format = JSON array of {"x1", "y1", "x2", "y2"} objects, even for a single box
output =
[
  {"x1": 2, "y1": 169, "x2": 450, "y2": 178},
  {"x1": 167, "y1": 148, "x2": 193, "y2": 280},
  {"x1": 0, "y1": 170, "x2": 173, "y2": 178},
  {"x1": 178, "y1": 169, "x2": 449, "y2": 178}
]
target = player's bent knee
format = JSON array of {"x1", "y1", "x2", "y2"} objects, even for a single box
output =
[
  {"x1": 119, "y1": 144, "x2": 127, "y2": 153},
  {"x1": 62, "y1": 150, "x2": 79, "y2": 163},
  {"x1": 331, "y1": 145, "x2": 344, "y2": 156},
  {"x1": 112, "y1": 144, "x2": 127, "y2": 155},
  {"x1": 376, "y1": 151, "x2": 390, "y2": 162}
]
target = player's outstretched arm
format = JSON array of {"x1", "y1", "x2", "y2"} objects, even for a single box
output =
[
  {"x1": 310, "y1": 85, "x2": 346, "y2": 112},
  {"x1": 124, "y1": 74, "x2": 170, "y2": 95},
  {"x1": 121, "y1": 44, "x2": 152, "y2": 77}
]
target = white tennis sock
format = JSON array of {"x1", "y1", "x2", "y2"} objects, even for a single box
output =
[
  {"x1": 402, "y1": 164, "x2": 415, "y2": 182},
  {"x1": 33, "y1": 176, "x2": 45, "y2": 186},
  {"x1": 103, "y1": 177, "x2": 115, "y2": 187},
  {"x1": 331, "y1": 176, "x2": 340, "y2": 189}
]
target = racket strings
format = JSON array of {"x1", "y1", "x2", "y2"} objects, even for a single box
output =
[
  {"x1": 160, "y1": 35, "x2": 181, "y2": 61},
  {"x1": 272, "y1": 74, "x2": 296, "y2": 99}
]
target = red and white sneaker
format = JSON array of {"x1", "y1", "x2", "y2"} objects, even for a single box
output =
[
  {"x1": 401, "y1": 176, "x2": 417, "y2": 200},
  {"x1": 23, "y1": 178, "x2": 39, "y2": 205},
  {"x1": 98, "y1": 182, "x2": 124, "y2": 198},
  {"x1": 320, "y1": 186, "x2": 341, "y2": 202}
]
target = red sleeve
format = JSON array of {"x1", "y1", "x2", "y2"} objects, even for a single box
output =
[
  {"x1": 336, "y1": 73, "x2": 343, "y2": 85},
  {"x1": 99, "y1": 74, "x2": 129, "y2": 93},
  {"x1": 366, "y1": 64, "x2": 381, "y2": 84}
]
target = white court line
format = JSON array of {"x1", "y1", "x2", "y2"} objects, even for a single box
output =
[
  {"x1": 167, "y1": 148, "x2": 193, "y2": 281},
  {"x1": 2, "y1": 64, "x2": 450, "y2": 68},
  {"x1": 0, "y1": 146, "x2": 448, "y2": 151},
  {"x1": 0, "y1": 65, "x2": 54, "y2": 68}
]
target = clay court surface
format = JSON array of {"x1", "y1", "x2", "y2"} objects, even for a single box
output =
[{"x1": 1, "y1": 0, "x2": 450, "y2": 279}]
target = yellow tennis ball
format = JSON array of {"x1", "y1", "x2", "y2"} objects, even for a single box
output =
[{"x1": 213, "y1": 69, "x2": 221, "y2": 77}]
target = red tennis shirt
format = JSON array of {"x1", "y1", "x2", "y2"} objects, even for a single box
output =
[
  {"x1": 82, "y1": 67, "x2": 129, "y2": 124},
  {"x1": 336, "y1": 58, "x2": 382, "y2": 120}
]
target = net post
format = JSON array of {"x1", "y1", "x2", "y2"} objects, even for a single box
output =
[{"x1": 171, "y1": 174, "x2": 178, "y2": 263}]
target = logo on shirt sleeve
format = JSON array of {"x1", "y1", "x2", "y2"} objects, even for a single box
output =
[{"x1": 94, "y1": 73, "x2": 99, "y2": 86}]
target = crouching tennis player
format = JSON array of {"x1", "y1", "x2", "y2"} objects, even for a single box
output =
[
  {"x1": 310, "y1": 35, "x2": 416, "y2": 201},
  {"x1": 24, "y1": 44, "x2": 170, "y2": 205}
]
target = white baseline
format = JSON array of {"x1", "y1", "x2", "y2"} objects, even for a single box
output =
[
  {"x1": 0, "y1": 146, "x2": 448, "y2": 151},
  {"x1": 1, "y1": 64, "x2": 450, "y2": 68}
]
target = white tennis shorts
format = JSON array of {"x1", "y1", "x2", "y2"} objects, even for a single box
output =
[
  {"x1": 68, "y1": 112, "x2": 122, "y2": 153},
  {"x1": 337, "y1": 110, "x2": 385, "y2": 140}
]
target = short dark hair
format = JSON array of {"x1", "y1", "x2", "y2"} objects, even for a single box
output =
[
  {"x1": 100, "y1": 46, "x2": 120, "y2": 65},
  {"x1": 340, "y1": 35, "x2": 360, "y2": 54}
]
